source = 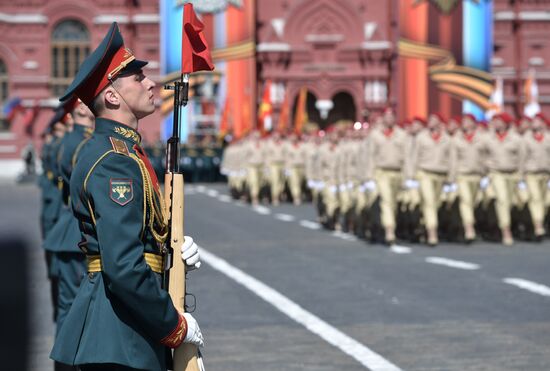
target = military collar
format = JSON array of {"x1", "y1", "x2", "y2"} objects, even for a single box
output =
[{"x1": 94, "y1": 117, "x2": 141, "y2": 145}]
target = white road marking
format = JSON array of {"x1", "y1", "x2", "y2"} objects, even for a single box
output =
[
  {"x1": 390, "y1": 245, "x2": 412, "y2": 254},
  {"x1": 331, "y1": 231, "x2": 358, "y2": 242},
  {"x1": 184, "y1": 190, "x2": 197, "y2": 195},
  {"x1": 200, "y1": 248, "x2": 402, "y2": 371},
  {"x1": 252, "y1": 205, "x2": 271, "y2": 215},
  {"x1": 206, "y1": 189, "x2": 219, "y2": 197},
  {"x1": 196, "y1": 185, "x2": 206, "y2": 192},
  {"x1": 275, "y1": 213, "x2": 296, "y2": 222},
  {"x1": 425, "y1": 257, "x2": 480, "y2": 270},
  {"x1": 300, "y1": 220, "x2": 322, "y2": 230},
  {"x1": 217, "y1": 194, "x2": 232, "y2": 203},
  {"x1": 503, "y1": 278, "x2": 550, "y2": 297}
]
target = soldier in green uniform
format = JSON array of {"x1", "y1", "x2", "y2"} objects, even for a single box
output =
[
  {"x1": 50, "y1": 23, "x2": 203, "y2": 371},
  {"x1": 44, "y1": 97, "x2": 96, "y2": 371},
  {"x1": 40, "y1": 107, "x2": 68, "y2": 321}
]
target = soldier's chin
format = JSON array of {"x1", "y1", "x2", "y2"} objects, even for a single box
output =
[{"x1": 135, "y1": 105, "x2": 156, "y2": 119}]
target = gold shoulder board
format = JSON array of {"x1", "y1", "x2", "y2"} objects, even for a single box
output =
[{"x1": 109, "y1": 137, "x2": 130, "y2": 156}]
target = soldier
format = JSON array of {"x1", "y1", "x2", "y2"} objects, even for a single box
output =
[
  {"x1": 365, "y1": 108, "x2": 408, "y2": 245},
  {"x1": 406, "y1": 113, "x2": 452, "y2": 246},
  {"x1": 285, "y1": 133, "x2": 307, "y2": 205},
  {"x1": 265, "y1": 131, "x2": 287, "y2": 205},
  {"x1": 319, "y1": 128, "x2": 341, "y2": 230},
  {"x1": 39, "y1": 108, "x2": 68, "y2": 322},
  {"x1": 449, "y1": 114, "x2": 486, "y2": 242},
  {"x1": 50, "y1": 23, "x2": 203, "y2": 370},
  {"x1": 44, "y1": 98, "x2": 95, "y2": 371},
  {"x1": 400, "y1": 117, "x2": 424, "y2": 241},
  {"x1": 243, "y1": 131, "x2": 265, "y2": 205},
  {"x1": 480, "y1": 112, "x2": 526, "y2": 245},
  {"x1": 305, "y1": 130, "x2": 325, "y2": 219},
  {"x1": 523, "y1": 113, "x2": 550, "y2": 239}
]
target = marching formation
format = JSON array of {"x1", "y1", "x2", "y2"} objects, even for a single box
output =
[{"x1": 222, "y1": 109, "x2": 550, "y2": 247}]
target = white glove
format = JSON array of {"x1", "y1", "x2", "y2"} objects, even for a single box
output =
[
  {"x1": 404, "y1": 179, "x2": 419, "y2": 189},
  {"x1": 517, "y1": 180, "x2": 527, "y2": 191},
  {"x1": 347, "y1": 181, "x2": 354, "y2": 190},
  {"x1": 316, "y1": 181, "x2": 325, "y2": 190},
  {"x1": 449, "y1": 183, "x2": 458, "y2": 193},
  {"x1": 480, "y1": 176, "x2": 490, "y2": 189},
  {"x1": 329, "y1": 185, "x2": 338, "y2": 194},
  {"x1": 182, "y1": 312, "x2": 204, "y2": 347},
  {"x1": 307, "y1": 180, "x2": 315, "y2": 189},
  {"x1": 364, "y1": 180, "x2": 377, "y2": 192},
  {"x1": 181, "y1": 236, "x2": 201, "y2": 271},
  {"x1": 547, "y1": 180, "x2": 550, "y2": 189},
  {"x1": 338, "y1": 184, "x2": 347, "y2": 192}
]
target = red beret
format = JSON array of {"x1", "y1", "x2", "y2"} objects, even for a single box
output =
[{"x1": 494, "y1": 112, "x2": 514, "y2": 125}]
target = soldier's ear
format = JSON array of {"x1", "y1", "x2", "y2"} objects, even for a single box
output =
[{"x1": 104, "y1": 86, "x2": 120, "y2": 108}]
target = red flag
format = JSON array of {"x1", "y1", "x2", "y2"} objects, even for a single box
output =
[
  {"x1": 277, "y1": 90, "x2": 289, "y2": 133},
  {"x1": 294, "y1": 87, "x2": 308, "y2": 134},
  {"x1": 182, "y1": 4, "x2": 214, "y2": 74}
]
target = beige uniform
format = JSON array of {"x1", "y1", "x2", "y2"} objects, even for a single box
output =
[
  {"x1": 305, "y1": 141, "x2": 323, "y2": 201},
  {"x1": 481, "y1": 130, "x2": 525, "y2": 229},
  {"x1": 265, "y1": 139, "x2": 287, "y2": 203},
  {"x1": 367, "y1": 127, "x2": 408, "y2": 230},
  {"x1": 523, "y1": 131, "x2": 550, "y2": 229},
  {"x1": 320, "y1": 142, "x2": 341, "y2": 220},
  {"x1": 449, "y1": 130, "x2": 487, "y2": 229},
  {"x1": 285, "y1": 141, "x2": 307, "y2": 203},
  {"x1": 407, "y1": 130, "x2": 452, "y2": 230},
  {"x1": 244, "y1": 138, "x2": 265, "y2": 203}
]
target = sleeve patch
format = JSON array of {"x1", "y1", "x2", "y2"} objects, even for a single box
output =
[{"x1": 110, "y1": 178, "x2": 134, "y2": 206}]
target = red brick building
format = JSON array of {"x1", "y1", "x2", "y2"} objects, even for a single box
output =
[
  {"x1": 0, "y1": 0, "x2": 162, "y2": 176},
  {"x1": 493, "y1": 0, "x2": 550, "y2": 117},
  {"x1": 1, "y1": 0, "x2": 550, "y2": 176},
  {"x1": 256, "y1": 0, "x2": 397, "y2": 127}
]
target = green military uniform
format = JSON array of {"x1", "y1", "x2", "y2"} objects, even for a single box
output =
[
  {"x1": 40, "y1": 116, "x2": 66, "y2": 321},
  {"x1": 53, "y1": 123, "x2": 93, "y2": 330},
  {"x1": 51, "y1": 23, "x2": 186, "y2": 370},
  {"x1": 51, "y1": 119, "x2": 178, "y2": 370}
]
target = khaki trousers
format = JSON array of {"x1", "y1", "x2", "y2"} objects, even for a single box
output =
[
  {"x1": 526, "y1": 172, "x2": 550, "y2": 226},
  {"x1": 457, "y1": 174, "x2": 481, "y2": 227},
  {"x1": 417, "y1": 170, "x2": 446, "y2": 229},
  {"x1": 322, "y1": 183, "x2": 339, "y2": 218},
  {"x1": 269, "y1": 163, "x2": 284, "y2": 201},
  {"x1": 375, "y1": 169, "x2": 402, "y2": 229},
  {"x1": 489, "y1": 171, "x2": 517, "y2": 229},
  {"x1": 288, "y1": 166, "x2": 305, "y2": 202},
  {"x1": 247, "y1": 165, "x2": 262, "y2": 201},
  {"x1": 355, "y1": 186, "x2": 368, "y2": 214}
]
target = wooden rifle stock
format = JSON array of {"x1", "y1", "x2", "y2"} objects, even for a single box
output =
[{"x1": 164, "y1": 171, "x2": 201, "y2": 371}]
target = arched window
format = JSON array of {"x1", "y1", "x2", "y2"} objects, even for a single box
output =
[
  {"x1": 0, "y1": 60, "x2": 8, "y2": 131},
  {"x1": 51, "y1": 20, "x2": 90, "y2": 96}
]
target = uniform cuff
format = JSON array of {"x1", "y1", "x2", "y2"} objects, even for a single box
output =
[{"x1": 160, "y1": 312, "x2": 187, "y2": 348}]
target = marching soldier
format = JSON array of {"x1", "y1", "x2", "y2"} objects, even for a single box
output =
[
  {"x1": 50, "y1": 23, "x2": 203, "y2": 370},
  {"x1": 523, "y1": 114, "x2": 550, "y2": 239},
  {"x1": 244, "y1": 131, "x2": 265, "y2": 205},
  {"x1": 449, "y1": 114, "x2": 486, "y2": 242},
  {"x1": 406, "y1": 113, "x2": 452, "y2": 246},
  {"x1": 365, "y1": 108, "x2": 408, "y2": 245},
  {"x1": 285, "y1": 133, "x2": 307, "y2": 205},
  {"x1": 480, "y1": 113, "x2": 526, "y2": 245},
  {"x1": 265, "y1": 131, "x2": 287, "y2": 205},
  {"x1": 319, "y1": 128, "x2": 341, "y2": 229}
]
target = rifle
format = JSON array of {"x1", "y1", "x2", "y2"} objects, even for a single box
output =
[{"x1": 164, "y1": 73, "x2": 204, "y2": 371}]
